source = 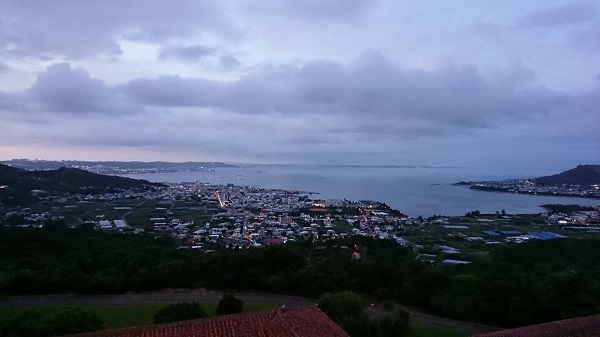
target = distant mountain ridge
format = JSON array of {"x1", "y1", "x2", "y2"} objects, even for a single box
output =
[
  {"x1": 0, "y1": 159, "x2": 235, "y2": 173},
  {"x1": 0, "y1": 164, "x2": 164, "y2": 206},
  {"x1": 534, "y1": 165, "x2": 600, "y2": 186}
]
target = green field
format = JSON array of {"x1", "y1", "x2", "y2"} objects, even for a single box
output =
[
  {"x1": 0, "y1": 303, "x2": 469, "y2": 336},
  {"x1": 409, "y1": 324, "x2": 469, "y2": 337},
  {"x1": 0, "y1": 302, "x2": 278, "y2": 330}
]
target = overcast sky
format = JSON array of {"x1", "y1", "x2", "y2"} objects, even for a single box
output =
[{"x1": 0, "y1": 0, "x2": 598, "y2": 170}]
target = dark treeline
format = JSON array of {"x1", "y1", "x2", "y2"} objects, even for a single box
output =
[
  {"x1": 541, "y1": 204, "x2": 595, "y2": 213},
  {"x1": 1, "y1": 225, "x2": 599, "y2": 328}
]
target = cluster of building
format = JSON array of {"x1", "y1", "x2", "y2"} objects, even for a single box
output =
[
  {"x1": 542, "y1": 210, "x2": 600, "y2": 232},
  {"x1": 543, "y1": 209, "x2": 600, "y2": 225},
  {"x1": 465, "y1": 179, "x2": 600, "y2": 198},
  {"x1": 482, "y1": 230, "x2": 567, "y2": 243},
  {"x1": 150, "y1": 182, "x2": 414, "y2": 252}
]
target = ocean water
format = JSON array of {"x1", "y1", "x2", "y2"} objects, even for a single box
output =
[{"x1": 120, "y1": 165, "x2": 599, "y2": 217}]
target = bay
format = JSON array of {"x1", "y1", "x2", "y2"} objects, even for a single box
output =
[{"x1": 119, "y1": 165, "x2": 600, "y2": 217}]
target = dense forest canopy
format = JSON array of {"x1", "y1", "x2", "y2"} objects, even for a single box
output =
[{"x1": 0, "y1": 225, "x2": 598, "y2": 328}]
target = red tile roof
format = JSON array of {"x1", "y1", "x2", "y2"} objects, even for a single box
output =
[
  {"x1": 472, "y1": 314, "x2": 600, "y2": 337},
  {"x1": 62, "y1": 306, "x2": 349, "y2": 337}
]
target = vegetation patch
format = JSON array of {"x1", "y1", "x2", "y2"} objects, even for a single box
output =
[
  {"x1": 0, "y1": 301, "x2": 279, "y2": 334},
  {"x1": 409, "y1": 324, "x2": 469, "y2": 337}
]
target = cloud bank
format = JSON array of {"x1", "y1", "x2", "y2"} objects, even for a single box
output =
[{"x1": 0, "y1": 0, "x2": 598, "y2": 170}]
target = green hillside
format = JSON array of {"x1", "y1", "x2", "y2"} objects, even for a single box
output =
[
  {"x1": 0, "y1": 164, "x2": 163, "y2": 206},
  {"x1": 534, "y1": 165, "x2": 600, "y2": 186}
]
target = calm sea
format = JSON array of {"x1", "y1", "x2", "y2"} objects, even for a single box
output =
[{"x1": 120, "y1": 165, "x2": 599, "y2": 217}]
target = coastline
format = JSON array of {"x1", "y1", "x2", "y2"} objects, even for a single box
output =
[{"x1": 119, "y1": 167, "x2": 600, "y2": 217}]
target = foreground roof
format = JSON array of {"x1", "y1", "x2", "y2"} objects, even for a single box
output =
[
  {"x1": 63, "y1": 306, "x2": 349, "y2": 337},
  {"x1": 473, "y1": 314, "x2": 600, "y2": 337}
]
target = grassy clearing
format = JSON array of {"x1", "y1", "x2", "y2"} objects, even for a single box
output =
[
  {"x1": 0, "y1": 302, "x2": 279, "y2": 330},
  {"x1": 409, "y1": 324, "x2": 470, "y2": 337}
]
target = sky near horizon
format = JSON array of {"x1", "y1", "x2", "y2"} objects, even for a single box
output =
[{"x1": 0, "y1": 1, "x2": 598, "y2": 171}]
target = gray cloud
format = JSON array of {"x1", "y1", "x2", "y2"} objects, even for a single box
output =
[
  {"x1": 0, "y1": 57, "x2": 569, "y2": 161},
  {"x1": 219, "y1": 55, "x2": 242, "y2": 68},
  {"x1": 158, "y1": 45, "x2": 215, "y2": 62},
  {"x1": 516, "y1": 2, "x2": 597, "y2": 29},
  {"x1": 119, "y1": 52, "x2": 569, "y2": 136},
  {"x1": 21, "y1": 63, "x2": 137, "y2": 115},
  {"x1": 122, "y1": 75, "x2": 222, "y2": 108},
  {"x1": 2, "y1": 53, "x2": 574, "y2": 143},
  {"x1": 244, "y1": 0, "x2": 378, "y2": 22},
  {"x1": 0, "y1": 1, "x2": 232, "y2": 59},
  {"x1": 0, "y1": 91, "x2": 23, "y2": 112},
  {"x1": 566, "y1": 26, "x2": 600, "y2": 52}
]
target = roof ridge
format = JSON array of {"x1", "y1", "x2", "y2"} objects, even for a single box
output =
[
  {"x1": 257, "y1": 309, "x2": 280, "y2": 337},
  {"x1": 274, "y1": 307, "x2": 301, "y2": 337}
]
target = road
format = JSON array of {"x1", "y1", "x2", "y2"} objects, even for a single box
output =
[
  {"x1": 365, "y1": 306, "x2": 501, "y2": 335},
  {"x1": 1, "y1": 291, "x2": 501, "y2": 335},
  {"x1": 0, "y1": 291, "x2": 315, "y2": 309}
]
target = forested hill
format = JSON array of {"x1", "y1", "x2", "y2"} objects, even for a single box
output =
[
  {"x1": 0, "y1": 164, "x2": 164, "y2": 206},
  {"x1": 534, "y1": 165, "x2": 600, "y2": 186}
]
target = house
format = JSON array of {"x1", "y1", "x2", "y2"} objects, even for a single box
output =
[
  {"x1": 472, "y1": 314, "x2": 600, "y2": 337},
  {"x1": 263, "y1": 237, "x2": 284, "y2": 245},
  {"x1": 62, "y1": 306, "x2": 349, "y2": 337}
]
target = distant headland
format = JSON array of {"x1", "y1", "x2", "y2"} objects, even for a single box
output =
[{"x1": 456, "y1": 165, "x2": 600, "y2": 199}]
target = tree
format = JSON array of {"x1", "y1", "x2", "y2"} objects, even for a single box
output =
[
  {"x1": 0, "y1": 308, "x2": 103, "y2": 337},
  {"x1": 318, "y1": 291, "x2": 411, "y2": 337},
  {"x1": 465, "y1": 210, "x2": 481, "y2": 217},
  {"x1": 317, "y1": 291, "x2": 365, "y2": 323},
  {"x1": 43, "y1": 308, "x2": 104, "y2": 336},
  {"x1": 374, "y1": 309, "x2": 411, "y2": 337},
  {"x1": 0, "y1": 309, "x2": 45, "y2": 337},
  {"x1": 215, "y1": 293, "x2": 244, "y2": 316},
  {"x1": 153, "y1": 302, "x2": 208, "y2": 324}
]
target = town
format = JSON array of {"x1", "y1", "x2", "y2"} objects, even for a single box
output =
[
  {"x1": 4, "y1": 180, "x2": 600, "y2": 266},
  {"x1": 458, "y1": 179, "x2": 600, "y2": 199}
]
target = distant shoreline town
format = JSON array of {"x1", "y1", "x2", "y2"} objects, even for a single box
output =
[
  {"x1": 1, "y1": 159, "x2": 464, "y2": 175},
  {"x1": 2, "y1": 162, "x2": 600, "y2": 273},
  {"x1": 455, "y1": 164, "x2": 600, "y2": 200},
  {"x1": 0, "y1": 159, "x2": 236, "y2": 175},
  {"x1": 456, "y1": 179, "x2": 600, "y2": 199}
]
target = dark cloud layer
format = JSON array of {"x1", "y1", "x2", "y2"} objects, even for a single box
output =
[
  {"x1": 0, "y1": 1, "x2": 228, "y2": 59},
  {"x1": 11, "y1": 63, "x2": 137, "y2": 115},
  {"x1": 2, "y1": 52, "x2": 577, "y2": 142},
  {"x1": 120, "y1": 52, "x2": 569, "y2": 135},
  {"x1": 516, "y1": 2, "x2": 597, "y2": 29}
]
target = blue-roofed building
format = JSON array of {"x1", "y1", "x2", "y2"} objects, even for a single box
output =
[
  {"x1": 528, "y1": 231, "x2": 567, "y2": 240},
  {"x1": 499, "y1": 230, "x2": 521, "y2": 235}
]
